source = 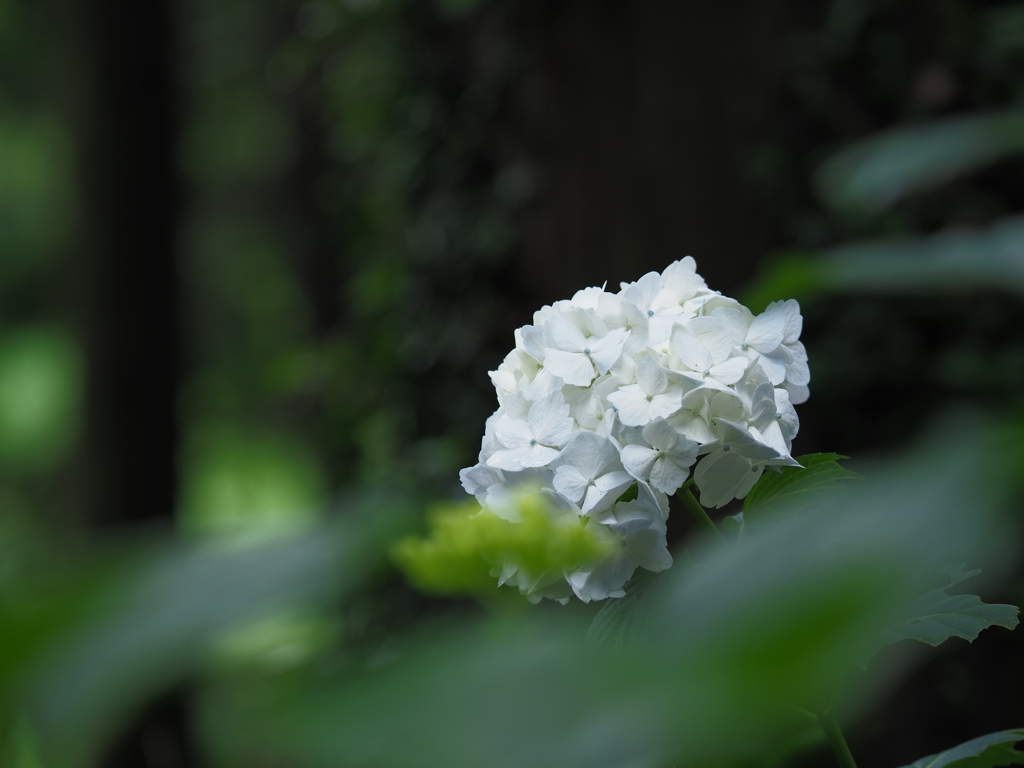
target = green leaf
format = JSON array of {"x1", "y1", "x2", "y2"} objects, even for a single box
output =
[
  {"x1": 863, "y1": 564, "x2": 1019, "y2": 664},
  {"x1": 743, "y1": 453, "x2": 859, "y2": 526},
  {"x1": 820, "y1": 216, "x2": 1024, "y2": 296},
  {"x1": 747, "y1": 217, "x2": 1024, "y2": 302},
  {"x1": 214, "y1": 421, "x2": 1009, "y2": 768},
  {"x1": 741, "y1": 252, "x2": 826, "y2": 313},
  {"x1": 817, "y1": 109, "x2": 1024, "y2": 213},
  {"x1": 615, "y1": 482, "x2": 640, "y2": 504},
  {"x1": 586, "y1": 568, "x2": 660, "y2": 649},
  {"x1": 11, "y1": 503, "x2": 410, "y2": 768},
  {"x1": 899, "y1": 729, "x2": 1024, "y2": 768}
]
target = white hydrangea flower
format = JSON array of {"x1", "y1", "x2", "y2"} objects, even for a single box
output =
[
  {"x1": 619, "y1": 418, "x2": 698, "y2": 495},
  {"x1": 669, "y1": 322, "x2": 749, "y2": 391},
  {"x1": 606, "y1": 355, "x2": 685, "y2": 426},
  {"x1": 461, "y1": 257, "x2": 809, "y2": 601},
  {"x1": 543, "y1": 312, "x2": 629, "y2": 387},
  {"x1": 552, "y1": 431, "x2": 633, "y2": 515},
  {"x1": 486, "y1": 392, "x2": 575, "y2": 471}
]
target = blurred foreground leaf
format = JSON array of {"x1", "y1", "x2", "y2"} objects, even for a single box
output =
[
  {"x1": 862, "y1": 563, "x2": 1018, "y2": 666},
  {"x1": 822, "y1": 217, "x2": 1024, "y2": 295},
  {"x1": 586, "y1": 568, "x2": 660, "y2": 649},
  {"x1": 6, "y1": 505, "x2": 409, "y2": 768},
  {"x1": 743, "y1": 453, "x2": 859, "y2": 528},
  {"x1": 817, "y1": 109, "x2": 1024, "y2": 213},
  {"x1": 213, "y1": 420, "x2": 1010, "y2": 768},
  {"x1": 749, "y1": 217, "x2": 1024, "y2": 302},
  {"x1": 899, "y1": 729, "x2": 1024, "y2": 768}
]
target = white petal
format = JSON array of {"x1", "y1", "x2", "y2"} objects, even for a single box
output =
[
  {"x1": 625, "y1": 527, "x2": 673, "y2": 572},
  {"x1": 745, "y1": 380, "x2": 779, "y2": 428},
  {"x1": 745, "y1": 305, "x2": 786, "y2": 352},
  {"x1": 567, "y1": 559, "x2": 632, "y2": 602},
  {"x1": 687, "y1": 317, "x2": 734, "y2": 363},
  {"x1": 570, "y1": 286, "x2": 604, "y2": 310},
  {"x1": 734, "y1": 463, "x2": 765, "y2": 500},
  {"x1": 704, "y1": 390, "x2": 745, "y2": 422},
  {"x1": 709, "y1": 357, "x2": 748, "y2": 386},
  {"x1": 694, "y1": 449, "x2": 754, "y2": 508},
  {"x1": 634, "y1": 482, "x2": 671, "y2": 523},
  {"x1": 546, "y1": 315, "x2": 587, "y2": 353},
  {"x1": 619, "y1": 271, "x2": 662, "y2": 312},
  {"x1": 621, "y1": 444, "x2": 659, "y2": 481},
  {"x1": 543, "y1": 350, "x2": 596, "y2": 386},
  {"x1": 552, "y1": 465, "x2": 588, "y2": 504},
  {"x1": 634, "y1": 355, "x2": 667, "y2": 395},
  {"x1": 661, "y1": 256, "x2": 707, "y2": 299},
  {"x1": 648, "y1": 390, "x2": 683, "y2": 421},
  {"x1": 559, "y1": 431, "x2": 620, "y2": 478},
  {"x1": 755, "y1": 421, "x2": 797, "y2": 463},
  {"x1": 649, "y1": 455, "x2": 689, "y2": 494},
  {"x1": 670, "y1": 328, "x2": 712, "y2": 372},
  {"x1": 672, "y1": 411, "x2": 716, "y2": 444},
  {"x1": 773, "y1": 299, "x2": 803, "y2": 344},
  {"x1": 785, "y1": 381, "x2": 810, "y2": 405},
  {"x1": 518, "y1": 325, "x2": 546, "y2": 360},
  {"x1": 523, "y1": 369, "x2": 564, "y2": 400},
  {"x1": 529, "y1": 393, "x2": 575, "y2": 446},
  {"x1": 493, "y1": 416, "x2": 533, "y2": 449},
  {"x1": 641, "y1": 418, "x2": 678, "y2": 451},
  {"x1": 606, "y1": 386, "x2": 652, "y2": 427},
  {"x1": 666, "y1": 437, "x2": 698, "y2": 469},
  {"x1": 783, "y1": 341, "x2": 811, "y2": 386},
  {"x1": 565, "y1": 387, "x2": 606, "y2": 431},
  {"x1": 588, "y1": 327, "x2": 629, "y2": 374},
  {"x1": 488, "y1": 364, "x2": 517, "y2": 394},
  {"x1": 582, "y1": 470, "x2": 634, "y2": 515},
  {"x1": 714, "y1": 419, "x2": 782, "y2": 461},
  {"x1": 774, "y1": 388, "x2": 800, "y2": 442},
  {"x1": 460, "y1": 463, "x2": 502, "y2": 497},
  {"x1": 755, "y1": 352, "x2": 788, "y2": 385},
  {"x1": 713, "y1": 306, "x2": 753, "y2": 344},
  {"x1": 486, "y1": 443, "x2": 561, "y2": 471}
]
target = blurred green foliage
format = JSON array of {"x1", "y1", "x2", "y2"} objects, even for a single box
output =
[
  {"x1": 3, "y1": 417, "x2": 1021, "y2": 768},
  {"x1": 6, "y1": 509, "x2": 406, "y2": 768},
  {"x1": 2, "y1": 0, "x2": 1024, "y2": 766},
  {"x1": 0, "y1": 327, "x2": 79, "y2": 473},
  {"x1": 179, "y1": 423, "x2": 326, "y2": 539},
  {"x1": 392, "y1": 494, "x2": 614, "y2": 597}
]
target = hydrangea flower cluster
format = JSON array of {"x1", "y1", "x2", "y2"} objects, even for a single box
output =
[{"x1": 460, "y1": 257, "x2": 809, "y2": 603}]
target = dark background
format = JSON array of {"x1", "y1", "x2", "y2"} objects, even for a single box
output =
[{"x1": 3, "y1": 0, "x2": 1024, "y2": 766}]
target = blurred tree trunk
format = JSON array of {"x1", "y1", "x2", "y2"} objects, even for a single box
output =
[
  {"x1": 61, "y1": 0, "x2": 196, "y2": 764},
  {"x1": 65, "y1": 0, "x2": 183, "y2": 531},
  {"x1": 513, "y1": 0, "x2": 791, "y2": 301}
]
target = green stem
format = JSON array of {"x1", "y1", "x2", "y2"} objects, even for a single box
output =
[
  {"x1": 817, "y1": 711, "x2": 858, "y2": 768},
  {"x1": 680, "y1": 487, "x2": 725, "y2": 543}
]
